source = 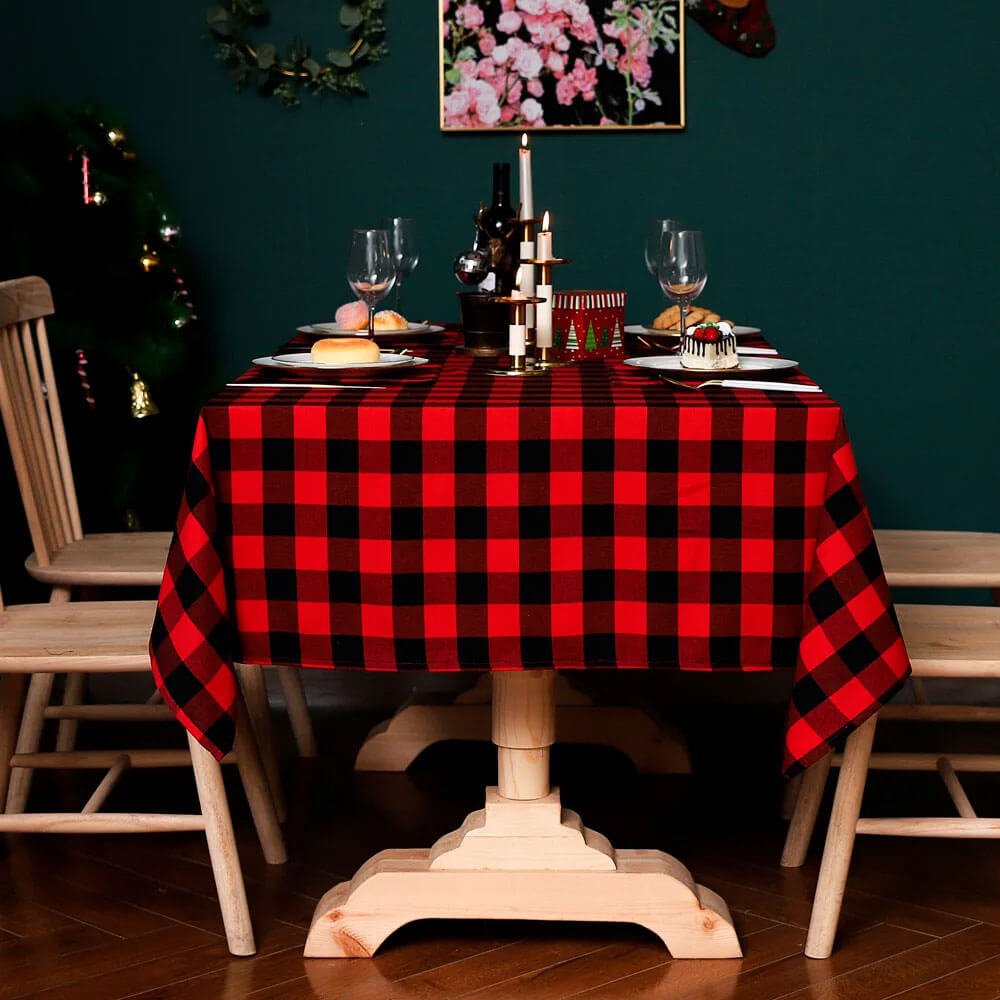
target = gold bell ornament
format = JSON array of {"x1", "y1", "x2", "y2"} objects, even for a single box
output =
[{"x1": 129, "y1": 371, "x2": 159, "y2": 419}]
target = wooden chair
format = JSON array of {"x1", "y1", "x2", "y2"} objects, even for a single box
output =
[
  {"x1": 874, "y1": 528, "x2": 1000, "y2": 592},
  {"x1": 0, "y1": 590, "x2": 287, "y2": 956},
  {"x1": 0, "y1": 276, "x2": 316, "y2": 812},
  {"x1": 783, "y1": 602, "x2": 1000, "y2": 958}
]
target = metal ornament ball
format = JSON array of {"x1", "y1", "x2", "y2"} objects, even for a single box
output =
[{"x1": 454, "y1": 249, "x2": 490, "y2": 286}]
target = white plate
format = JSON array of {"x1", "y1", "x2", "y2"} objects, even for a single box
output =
[
  {"x1": 297, "y1": 322, "x2": 442, "y2": 338},
  {"x1": 253, "y1": 353, "x2": 428, "y2": 372},
  {"x1": 626, "y1": 324, "x2": 760, "y2": 340},
  {"x1": 624, "y1": 355, "x2": 798, "y2": 376}
]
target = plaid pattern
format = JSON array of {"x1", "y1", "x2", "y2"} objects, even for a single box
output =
[{"x1": 151, "y1": 330, "x2": 909, "y2": 772}]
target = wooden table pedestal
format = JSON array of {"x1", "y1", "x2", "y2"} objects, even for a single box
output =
[{"x1": 304, "y1": 671, "x2": 740, "y2": 959}]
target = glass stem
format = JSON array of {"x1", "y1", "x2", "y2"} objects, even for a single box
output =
[
  {"x1": 368, "y1": 303, "x2": 375, "y2": 341},
  {"x1": 395, "y1": 279, "x2": 403, "y2": 312},
  {"x1": 679, "y1": 302, "x2": 687, "y2": 339}
]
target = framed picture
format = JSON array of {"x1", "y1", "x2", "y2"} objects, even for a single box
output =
[{"x1": 440, "y1": 1, "x2": 684, "y2": 132}]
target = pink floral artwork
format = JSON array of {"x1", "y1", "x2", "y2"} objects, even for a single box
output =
[{"x1": 440, "y1": 0, "x2": 683, "y2": 131}]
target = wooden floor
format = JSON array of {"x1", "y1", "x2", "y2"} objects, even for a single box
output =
[{"x1": 1, "y1": 692, "x2": 999, "y2": 999}]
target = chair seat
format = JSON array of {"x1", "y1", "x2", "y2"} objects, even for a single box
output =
[
  {"x1": 875, "y1": 530, "x2": 1000, "y2": 588},
  {"x1": 897, "y1": 603, "x2": 1000, "y2": 678},
  {"x1": 0, "y1": 599, "x2": 155, "y2": 672},
  {"x1": 25, "y1": 532, "x2": 171, "y2": 587}
]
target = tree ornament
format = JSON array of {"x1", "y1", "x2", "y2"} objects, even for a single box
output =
[
  {"x1": 106, "y1": 126, "x2": 127, "y2": 148},
  {"x1": 139, "y1": 245, "x2": 160, "y2": 271},
  {"x1": 159, "y1": 216, "x2": 181, "y2": 242},
  {"x1": 129, "y1": 371, "x2": 160, "y2": 419},
  {"x1": 90, "y1": 190, "x2": 108, "y2": 206},
  {"x1": 205, "y1": 0, "x2": 388, "y2": 107},
  {"x1": 687, "y1": 0, "x2": 775, "y2": 57},
  {"x1": 75, "y1": 348, "x2": 96, "y2": 409}
]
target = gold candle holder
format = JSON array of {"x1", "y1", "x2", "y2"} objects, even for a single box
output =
[
  {"x1": 518, "y1": 217, "x2": 542, "y2": 368},
  {"x1": 486, "y1": 295, "x2": 548, "y2": 377},
  {"x1": 522, "y1": 257, "x2": 573, "y2": 368}
]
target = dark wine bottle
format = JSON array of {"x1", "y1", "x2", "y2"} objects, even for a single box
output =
[{"x1": 474, "y1": 162, "x2": 518, "y2": 295}]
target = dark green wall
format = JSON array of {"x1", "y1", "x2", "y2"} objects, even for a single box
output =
[{"x1": 2, "y1": 1, "x2": 997, "y2": 529}]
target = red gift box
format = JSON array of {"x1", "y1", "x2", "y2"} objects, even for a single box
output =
[{"x1": 552, "y1": 290, "x2": 627, "y2": 360}]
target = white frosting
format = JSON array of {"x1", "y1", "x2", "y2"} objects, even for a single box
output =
[{"x1": 680, "y1": 322, "x2": 739, "y2": 370}]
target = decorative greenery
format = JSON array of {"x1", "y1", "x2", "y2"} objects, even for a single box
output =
[
  {"x1": 206, "y1": 0, "x2": 387, "y2": 107},
  {"x1": 0, "y1": 105, "x2": 212, "y2": 532}
]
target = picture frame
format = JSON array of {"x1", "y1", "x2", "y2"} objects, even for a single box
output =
[{"x1": 440, "y1": 1, "x2": 685, "y2": 132}]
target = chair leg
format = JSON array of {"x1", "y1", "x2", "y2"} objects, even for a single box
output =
[
  {"x1": 55, "y1": 673, "x2": 86, "y2": 751},
  {"x1": 234, "y1": 698, "x2": 287, "y2": 866},
  {"x1": 5, "y1": 672, "x2": 55, "y2": 813},
  {"x1": 805, "y1": 714, "x2": 878, "y2": 960},
  {"x1": 0, "y1": 675, "x2": 27, "y2": 809},
  {"x1": 235, "y1": 664, "x2": 286, "y2": 823},
  {"x1": 187, "y1": 730, "x2": 256, "y2": 957},
  {"x1": 781, "y1": 752, "x2": 833, "y2": 868},
  {"x1": 276, "y1": 666, "x2": 317, "y2": 758}
]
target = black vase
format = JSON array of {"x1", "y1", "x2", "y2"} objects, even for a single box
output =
[{"x1": 458, "y1": 292, "x2": 510, "y2": 357}]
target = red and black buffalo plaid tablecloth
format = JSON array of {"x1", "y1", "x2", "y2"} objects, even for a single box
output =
[{"x1": 151, "y1": 329, "x2": 910, "y2": 774}]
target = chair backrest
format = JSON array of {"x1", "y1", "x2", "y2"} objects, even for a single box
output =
[{"x1": 0, "y1": 276, "x2": 82, "y2": 566}]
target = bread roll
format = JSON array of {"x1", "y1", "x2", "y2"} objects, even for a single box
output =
[
  {"x1": 310, "y1": 337, "x2": 381, "y2": 364},
  {"x1": 374, "y1": 309, "x2": 408, "y2": 331}
]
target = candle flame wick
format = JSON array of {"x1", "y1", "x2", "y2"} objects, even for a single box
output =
[
  {"x1": 515, "y1": 266, "x2": 523, "y2": 288},
  {"x1": 542, "y1": 210, "x2": 550, "y2": 230},
  {"x1": 521, "y1": 132, "x2": 529, "y2": 149}
]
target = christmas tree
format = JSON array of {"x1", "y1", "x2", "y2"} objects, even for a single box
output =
[
  {"x1": 0, "y1": 104, "x2": 212, "y2": 532},
  {"x1": 584, "y1": 321, "x2": 597, "y2": 352}
]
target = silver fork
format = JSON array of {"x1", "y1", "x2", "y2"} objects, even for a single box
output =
[{"x1": 659, "y1": 375, "x2": 725, "y2": 390}]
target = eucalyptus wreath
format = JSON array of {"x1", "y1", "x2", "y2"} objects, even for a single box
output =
[{"x1": 205, "y1": 0, "x2": 387, "y2": 107}]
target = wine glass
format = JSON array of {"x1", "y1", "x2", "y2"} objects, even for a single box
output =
[
  {"x1": 658, "y1": 230, "x2": 707, "y2": 338},
  {"x1": 347, "y1": 229, "x2": 396, "y2": 340},
  {"x1": 644, "y1": 218, "x2": 683, "y2": 277},
  {"x1": 382, "y1": 217, "x2": 419, "y2": 312}
]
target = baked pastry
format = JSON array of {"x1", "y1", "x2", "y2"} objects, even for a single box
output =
[
  {"x1": 651, "y1": 305, "x2": 727, "y2": 331},
  {"x1": 373, "y1": 309, "x2": 408, "y2": 331},
  {"x1": 680, "y1": 322, "x2": 739, "y2": 370},
  {"x1": 334, "y1": 300, "x2": 369, "y2": 331},
  {"x1": 310, "y1": 337, "x2": 380, "y2": 364}
]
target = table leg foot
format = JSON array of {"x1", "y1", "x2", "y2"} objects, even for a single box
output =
[{"x1": 304, "y1": 788, "x2": 740, "y2": 960}]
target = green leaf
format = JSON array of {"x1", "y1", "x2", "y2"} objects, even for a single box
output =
[
  {"x1": 445, "y1": 67, "x2": 461, "y2": 85},
  {"x1": 256, "y1": 42, "x2": 276, "y2": 69},
  {"x1": 340, "y1": 4, "x2": 363, "y2": 28},
  {"x1": 327, "y1": 48, "x2": 353, "y2": 67},
  {"x1": 205, "y1": 5, "x2": 234, "y2": 36},
  {"x1": 302, "y1": 57, "x2": 321, "y2": 79}
]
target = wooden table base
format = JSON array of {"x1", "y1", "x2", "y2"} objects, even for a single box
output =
[
  {"x1": 305, "y1": 671, "x2": 739, "y2": 960},
  {"x1": 354, "y1": 674, "x2": 692, "y2": 775}
]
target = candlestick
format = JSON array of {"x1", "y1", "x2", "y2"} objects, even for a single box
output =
[
  {"x1": 486, "y1": 294, "x2": 547, "y2": 377},
  {"x1": 537, "y1": 209, "x2": 553, "y2": 262},
  {"x1": 521, "y1": 256, "x2": 573, "y2": 368},
  {"x1": 519, "y1": 234, "x2": 536, "y2": 327},
  {"x1": 518, "y1": 134, "x2": 534, "y2": 223}
]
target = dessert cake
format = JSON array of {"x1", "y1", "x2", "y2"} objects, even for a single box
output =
[{"x1": 680, "y1": 321, "x2": 739, "y2": 370}]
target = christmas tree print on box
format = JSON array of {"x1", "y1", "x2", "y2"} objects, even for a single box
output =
[{"x1": 553, "y1": 291, "x2": 627, "y2": 360}]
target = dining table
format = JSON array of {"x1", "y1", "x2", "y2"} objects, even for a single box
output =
[{"x1": 150, "y1": 323, "x2": 910, "y2": 959}]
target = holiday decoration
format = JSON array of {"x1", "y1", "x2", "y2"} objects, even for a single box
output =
[
  {"x1": 686, "y1": 0, "x2": 775, "y2": 57},
  {"x1": 0, "y1": 104, "x2": 209, "y2": 531},
  {"x1": 553, "y1": 291, "x2": 627, "y2": 360},
  {"x1": 206, "y1": 0, "x2": 388, "y2": 107},
  {"x1": 128, "y1": 371, "x2": 160, "y2": 419}
]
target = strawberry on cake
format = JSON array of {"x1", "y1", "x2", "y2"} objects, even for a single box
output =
[{"x1": 680, "y1": 321, "x2": 739, "y2": 370}]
